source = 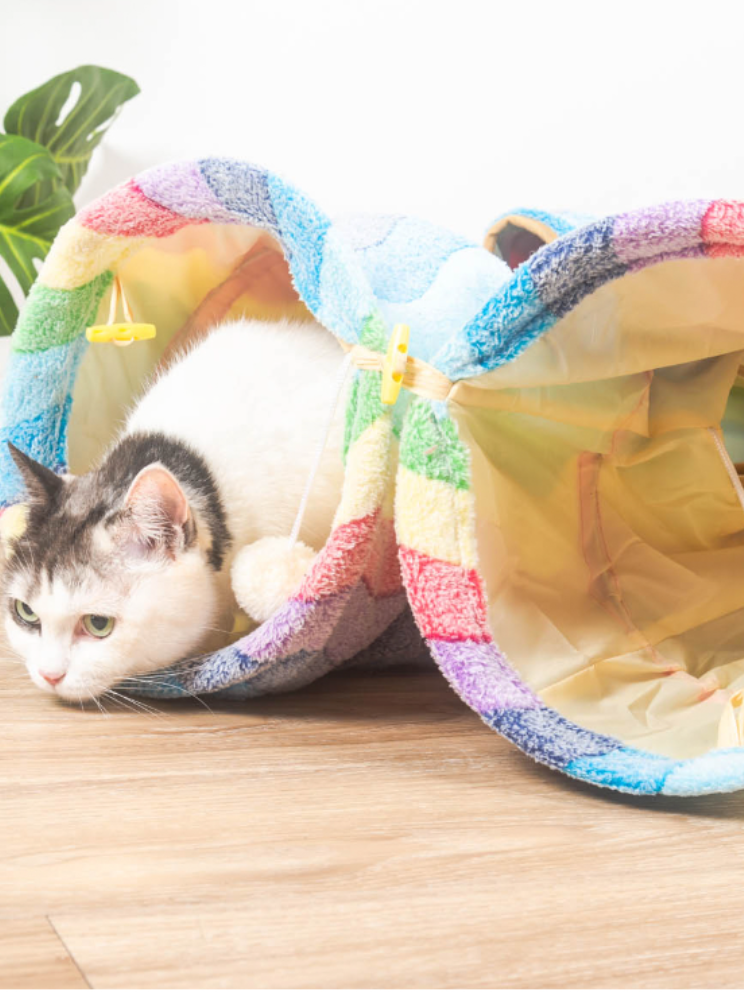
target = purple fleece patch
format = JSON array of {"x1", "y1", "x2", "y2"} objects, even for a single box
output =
[
  {"x1": 325, "y1": 585, "x2": 408, "y2": 663},
  {"x1": 136, "y1": 161, "x2": 238, "y2": 224},
  {"x1": 430, "y1": 638, "x2": 541, "y2": 714},
  {"x1": 238, "y1": 591, "x2": 350, "y2": 663},
  {"x1": 613, "y1": 201, "x2": 709, "y2": 265}
]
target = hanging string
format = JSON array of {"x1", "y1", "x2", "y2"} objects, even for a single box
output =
[
  {"x1": 107, "y1": 276, "x2": 134, "y2": 325},
  {"x1": 288, "y1": 349, "x2": 355, "y2": 548}
]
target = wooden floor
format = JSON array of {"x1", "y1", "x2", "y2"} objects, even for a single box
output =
[{"x1": 2, "y1": 656, "x2": 744, "y2": 990}]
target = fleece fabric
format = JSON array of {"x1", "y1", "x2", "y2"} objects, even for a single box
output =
[{"x1": 5, "y1": 158, "x2": 744, "y2": 796}]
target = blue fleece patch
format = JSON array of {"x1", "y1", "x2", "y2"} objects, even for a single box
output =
[
  {"x1": 434, "y1": 263, "x2": 544, "y2": 378},
  {"x1": 225, "y1": 647, "x2": 335, "y2": 697},
  {"x1": 376, "y1": 247, "x2": 511, "y2": 365},
  {"x1": 0, "y1": 338, "x2": 86, "y2": 503},
  {"x1": 198, "y1": 158, "x2": 279, "y2": 232},
  {"x1": 529, "y1": 217, "x2": 627, "y2": 317},
  {"x1": 185, "y1": 641, "x2": 261, "y2": 694},
  {"x1": 0, "y1": 397, "x2": 73, "y2": 504},
  {"x1": 186, "y1": 646, "x2": 323, "y2": 696},
  {"x1": 2, "y1": 338, "x2": 87, "y2": 426},
  {"x1": 357, "y1": 217, "x2": 471, "y2": 304},
  {"x1": 495, "y1": 308, "x2": 558, "y2": 369},
  {"x1": 662, "y1": 748, "x2": 744, "y2": 796},
  {"x1": 333, "y1": 213, "x2": 402, "y2": 252},
  {"x1": 266, "y1": 174, "x2": 331, "y2": 315},
  {"x1": 566, "y1": 748, "x2": 678, "y2": 795},
  {"x1": 315, "y1": 228, "x2": 376, "y2": 345},
  {"x1": 486, "y1": 707, "x2": 621, "y2": 768}
]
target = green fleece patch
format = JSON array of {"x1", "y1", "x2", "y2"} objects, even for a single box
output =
[
  {"x1": 343, "y1": 368, "x2": 386, "y2": 461},
  {"x1": 342, "y1": 310, "x2": 389, "y2": 460},
  {"x1": 400, "y1": 397, "x2": 471, "y2": 490},
  {"x1": 12, "y1": 271, "x2": 113, "y2": 353},
  {"x1": 359, "y1": 309, "x2": 387, "y2": 351}
]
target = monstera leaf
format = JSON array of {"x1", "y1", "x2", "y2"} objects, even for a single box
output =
[
  {"x1": 0, "y1": 134, "x2": 74, "y2": 334},
  {"x1": 0, "y1": 66, "x2": 139, "y2": 335},
  {"x1": 4, "y1": 65, "x2": 140, "y2": 201}
]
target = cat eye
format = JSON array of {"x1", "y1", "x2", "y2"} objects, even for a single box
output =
[
  {"x1": 82, "y1": 614, "x2": 115, "y2": 638},
  {"x1": 14, "y1": 600, "x2": 39, "y2": 627}
]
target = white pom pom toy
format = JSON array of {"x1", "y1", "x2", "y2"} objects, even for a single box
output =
[
  {"x1": 231, "y1": 536, "x2": 316, "y2": 623},
  {"x1": 230, "y1": 349, "x2": 353, "y2": 624}
]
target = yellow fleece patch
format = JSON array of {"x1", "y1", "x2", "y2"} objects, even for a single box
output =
[
  {"x1": 395, "y1": 465, "x2": 478, "y2": 568},
  {"x1": 380, "y1": 439, "x2": 399, "y2": 521},
  {"x1": 333, "y1": 416, "x2": 393, "y2": 528},
  {"x1": 40, "y1": 223, "x2": 146, "y2": 290}
]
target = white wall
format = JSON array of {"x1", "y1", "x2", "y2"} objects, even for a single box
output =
[{"x1": 4, "y1": 0, "x2": 744, "y2": 243}]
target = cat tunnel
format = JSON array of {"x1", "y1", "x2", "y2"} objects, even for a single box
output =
[{"x1": 5, "y1": 159, "x2": 744, "y2": 796}]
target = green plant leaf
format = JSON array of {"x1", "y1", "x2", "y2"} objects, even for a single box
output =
[
  {"x1": 0, "y1": 134, "x2": 74, "y2": 335},
  {"x1": 4, "y1": 65, "x2": 140, "y2": 199},
  {"x1": 0, "y1": 272, "x2": 18, "y2": 337}
]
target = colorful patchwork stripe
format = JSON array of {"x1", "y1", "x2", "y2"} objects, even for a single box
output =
[
  {"x1": 0, "y1": 161, "x2": 401, "y2": 706},
  {"x1": 396, "y1": 388, "x2": 744, "y2": 796},
  {"x1": 4, "y1": 158, "x2": 744, "y2": 796},
  {"x1": 435, "y1": 198, "x2": 744, "y2": 380}
]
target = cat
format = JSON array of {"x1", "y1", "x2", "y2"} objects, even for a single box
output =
[{"x1": 2, "y1": 318, "x2": 348, "y2": 702}]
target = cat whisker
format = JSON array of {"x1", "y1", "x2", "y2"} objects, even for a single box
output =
[
  {"x1": 89, "y1": 693, "x2": 109, "y2": 718},
  {"x1": 87, "y1": 686, "x2": 113, "y2": 716},
  {"x1": 100, "y1": 690, "x2": 143, "y2": 717},
  {"x1": 104, "y1": 688, "x2": 164, "y2": 719},
  {"x1": 120, "y1": 674, "x2": 215, "y2": 714}
]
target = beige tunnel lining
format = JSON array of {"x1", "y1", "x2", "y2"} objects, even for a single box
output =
[
  {"x1": 68, "y1": 224, "x2": 314, "y2": 473},
  {"x1": 452, "y1": 256, "x2": 744, "y2": 759}
]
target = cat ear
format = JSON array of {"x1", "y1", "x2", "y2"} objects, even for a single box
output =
[
  {"x1": 119, "y1": 464, "x2": 191, "y2": 560},
  {"x1": 7, "y1": 442, "x2": 64, "y2": 505}
]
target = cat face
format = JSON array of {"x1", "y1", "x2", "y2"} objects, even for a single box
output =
[{"x1": 2, "y1": 444, "x2": 221, "y2": 701}]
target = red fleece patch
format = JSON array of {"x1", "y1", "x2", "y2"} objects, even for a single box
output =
[
  {"x1": 702, "y1": 200, "x2": 744, "y2": 255},
  {"x1": 77, "y1": 180, "x2": 205, "y2": 238},
  {"x1": 298, "y1": 511, "x2": 380, "y2": 601},
  {"x1": 399, "y1": 545, "x2": 491, "y2": 642}
]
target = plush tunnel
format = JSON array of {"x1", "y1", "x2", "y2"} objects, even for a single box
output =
[{"x1": 6, "y1": 160, "x2": 744, "y2": 797}]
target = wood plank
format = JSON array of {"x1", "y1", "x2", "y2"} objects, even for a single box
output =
[
  {"x1": 0, "y1": 919, "x2": 87, "y2": 990},
  {"x1": 2, "y1": 655, "x2": 744, "y2": 987}
]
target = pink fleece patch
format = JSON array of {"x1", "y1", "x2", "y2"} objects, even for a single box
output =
[
  {"x1": 298, "y1": 511, "x2": 380, "y2": 601},
  {"x1": 399, "y1": 545, "x2": 492, "y2": 642},
  {"x1": 77, "y1": 179, "x2": 205, "y2": 238},
  {"x1": 361, "y1": 516, "x2": 403, "y2": 598},
  {"x1": 702, "y1": 200, "x2": 744, "y2": 256}
]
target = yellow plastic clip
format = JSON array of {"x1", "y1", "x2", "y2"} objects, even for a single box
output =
[
  {"x1": 381, "y1": 323, "x2": 410, "y2": 406},
  {"x1": 86, "y1": 323, "x2": 157, "y2": 346},
  {"x1": 86, "y1": 276, "x2": 156, "y2": 348}
]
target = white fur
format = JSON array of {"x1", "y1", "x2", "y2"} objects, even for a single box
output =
[
  {"x1": 231, "y1": 535, "x2": 316, "y2": 622},
  {"x1": 127, "y1": 319, "x2": 347, "y2": 550},
  {"x1": 9, "y1": 318, "x2": 348, "y2": 701},
  {"x1": 6, "y1": 550, "x2": 219, "y2": 699}
]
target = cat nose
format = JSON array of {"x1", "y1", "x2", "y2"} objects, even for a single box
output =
[{"x1": 39, "y1": 670, "x2": 66, "y2": 686}]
